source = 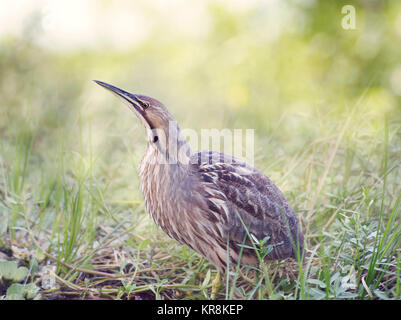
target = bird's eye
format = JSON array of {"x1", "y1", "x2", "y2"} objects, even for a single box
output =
[
  {"x1": 153, "y1": 135, "x2": 159, "y2": 143},
  {"x1": 142, "y1": 101, "x2": 150, "y2": 109}
]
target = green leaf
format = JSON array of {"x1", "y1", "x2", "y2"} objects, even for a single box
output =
[
  {"x1": 29, "y1": 258, "x2": 39, "y2": 276},
  {"x1": 138, "y1": 239, "x2": 151, "y2": 250},
  {"x1": 201, "y1": 269, "x2": 211, "y2": 289},
  {"x1": 0, "y1": 260, "x2": 29, "y2": 282},
  {"x1": 374, "y1": 289, "x2": 390, "y2": 300},
  {"x1": 6, "y1": 283, "x2": 40, "y2": 300},
  {"x1": 6, "y1": 283, "x2": 25, "y2": 300},
  {"x1": 308, "y1": 287, "x2": 326, "y2": 300},
  {"x1": 307, "y1": 278, "x2": 327, "y2": 289}
]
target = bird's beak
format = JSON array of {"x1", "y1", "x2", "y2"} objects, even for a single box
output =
[{"x1": 93, "y1": 80, "x2": 146, "y2": 115}]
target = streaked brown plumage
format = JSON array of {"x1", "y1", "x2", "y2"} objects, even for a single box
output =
[{"x1": 95, "y1": 80, "x2": 304, "y2": 274}]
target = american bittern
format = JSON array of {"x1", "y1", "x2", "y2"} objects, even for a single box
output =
[{"x1": 95, "y1": 81, "x2": 304, "y2": 297}]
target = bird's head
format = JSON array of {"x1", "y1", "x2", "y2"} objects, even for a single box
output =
[
  {"x1": 94, "y1": 80, "x2": 190, "y2": 163},
  {"x1": 94, "y1": 80, "x2": 176, "y2": 144}
]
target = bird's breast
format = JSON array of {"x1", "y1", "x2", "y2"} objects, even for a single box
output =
[{"x1": 139, "y1": 153, "x2": 190, "y2": 245}]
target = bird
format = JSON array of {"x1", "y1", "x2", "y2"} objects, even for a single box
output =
[{"x1": 94, "y1": 80, "x2": 304, "y2": 298}]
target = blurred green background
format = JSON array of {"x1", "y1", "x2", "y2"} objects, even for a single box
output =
[
  {"x1": 1, "y1": 0, "x2": 400, "y2": 197},
  {"x1": 1, "y1": 0, "x2": 401, "y2": 254},
  {"x1": 1, "y1": 0, "x2": 401, "y2": 300}
]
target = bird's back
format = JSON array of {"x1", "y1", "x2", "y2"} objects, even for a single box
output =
[{"x1": 187, "y1": 150, "x2": 304, "y2": 270}]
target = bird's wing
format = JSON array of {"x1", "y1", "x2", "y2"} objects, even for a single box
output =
[{"x1": 190, "y1": 151, "x2": 303, "y2": 261}]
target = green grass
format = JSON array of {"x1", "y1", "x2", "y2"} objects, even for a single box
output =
[
  {"x1": 1, "y1": 97, "x2": 400, "y2": 299},
  {"x1": 1, "y1": 0, "x2": 401, "y2": 298}
]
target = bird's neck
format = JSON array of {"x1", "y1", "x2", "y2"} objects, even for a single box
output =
[
  {"x1": 140, "y1": 124, "x2": 192, "y2": 183},
  {"x1": 139, "y1": 129, "x2": 191, "y2": 225}
]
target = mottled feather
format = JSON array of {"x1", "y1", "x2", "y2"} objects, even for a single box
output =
[{"x1": 190, "y1": 151, "x2": 304, "y2": 269}]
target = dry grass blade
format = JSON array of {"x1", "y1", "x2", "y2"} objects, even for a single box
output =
[{"x1": 361, "y1": 274, "x2": 373, "y2": 299}]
